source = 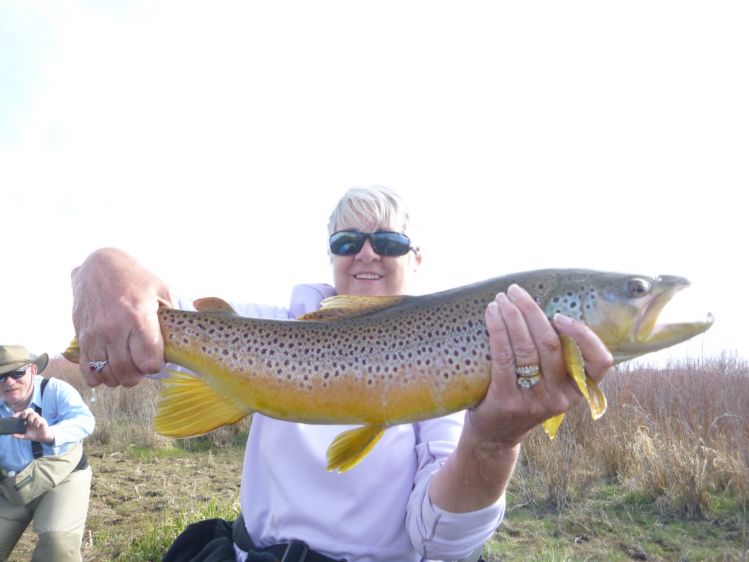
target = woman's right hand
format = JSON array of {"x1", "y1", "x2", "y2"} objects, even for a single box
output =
[{"x1": 71, "y1": 247, "x2": 174, "y2": 387}]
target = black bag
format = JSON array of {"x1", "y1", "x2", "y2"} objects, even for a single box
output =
[{"x1": 162, "y1": 518, "x2": 276, "y2": 562}]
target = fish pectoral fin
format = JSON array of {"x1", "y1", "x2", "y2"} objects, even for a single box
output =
[
  {"x1": 560, "y1": 335, "x2": 607, "y2": 421},
  {"x1": 62, "y1": 338, "x2": 81, "y2": 363},
  {"x1": 326, "y1": 424, "x2": 387, "y2": 473},
  {"x1": 299, "y1": 295, "x2": 410, "y2": 321},
  {"x1": 154, "y1": 370, "x2": 251, "y2": 438},
  {"x1": 193, "y1": 297, "x2": 238, "y2": 315},
  {"x1": 585, "y1": 379, "x2": 607, "y2": 420},
  {"x1": 543, "y1": 413, "x2": 565, "y2": 439},
  {"x1": 543, "y1": 337, "x2": 609, "y2": 439}
]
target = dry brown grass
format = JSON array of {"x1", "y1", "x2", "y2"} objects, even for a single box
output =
[
  {"x1": 50, "y1": 358, "x2": 248, "y2": 450},
  {"x1": 49, "y1": 352, "x2": 749, "y2": 518},
  {"x1": 17, "y1": 352, "x2": 747, "y2": 560},
  {"x1": 519, "y1": 352, "x2": 749, "y2": 518}
]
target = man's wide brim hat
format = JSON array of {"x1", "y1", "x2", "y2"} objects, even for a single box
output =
[{"x1": 0, "y1": 345, "x2": 48, "y2": 376}]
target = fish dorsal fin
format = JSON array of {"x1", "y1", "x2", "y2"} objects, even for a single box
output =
[
  {"x1": 193, "y1": 297, "x2": 238, "y2": 315},
  {"x1": 299, "y1": 295, "x2": 407, "y2": 321}
]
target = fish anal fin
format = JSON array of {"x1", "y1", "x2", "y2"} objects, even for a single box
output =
[
  {"x1": 326, "y1": 424, "x2": 387, "y2": 473},
  {"x1": 299, "y1": 295, "x2": 408, "y2": 321},
  {"x1": 560, "y1": 334, "x2": 608, "y2": 421},
  {"x1": 193, "y1": 297, "x2": 238, "y2": 315},
  {"x1": 154, "y1": 370, "x2": 251, "y2": 437}
]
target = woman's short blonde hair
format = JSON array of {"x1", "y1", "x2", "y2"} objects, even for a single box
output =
[{"x1": 327, "y1": 185, "x2": 414, "y2": 240}]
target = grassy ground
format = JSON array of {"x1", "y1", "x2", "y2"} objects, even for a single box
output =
[
  {"x1": 9, "y1": 439, "x2": 244, "y2": 562},
  {"x1": 6, "y1": 354, "x2": 749, "y2": 561},
  {"x1": 8, "y1": 439, "x2": 747, "y2": 561},
  {"x1": 486, "y1": 483, "x2": 748, "y2": 561}
]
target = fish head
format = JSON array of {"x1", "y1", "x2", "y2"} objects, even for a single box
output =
[{"x1": 542, "y1": 271, "x2": 714, "y2": 363}]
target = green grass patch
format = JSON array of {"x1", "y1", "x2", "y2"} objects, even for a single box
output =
[{"x1": 484, "y1": 481, "x2": 748, "y2": 561}]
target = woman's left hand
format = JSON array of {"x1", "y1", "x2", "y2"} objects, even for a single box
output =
[{"x1": 467, "y1": 283, "x2": 613, "y2": 448}]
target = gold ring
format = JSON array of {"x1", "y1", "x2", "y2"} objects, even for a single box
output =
[
  {"x1": 517, "y1": 375, "x2": 540, "y2": 390},
  {"x1": 515, "y1": 364, "x2": 541, "y2": 378}
]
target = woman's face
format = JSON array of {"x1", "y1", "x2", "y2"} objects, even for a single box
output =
[{"x1": 331, "y1": 219, "x2": 421, "y2": 297}]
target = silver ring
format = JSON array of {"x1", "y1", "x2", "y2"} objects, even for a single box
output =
[
  {"x1": 517, "y1": 376, "x2": 540, "y2": 390},
  {"x1": 89, "y1": 360, "x2": 109, "y2": 374},
  {"x1": 516, "y1": 364, "x2": 541, "y2": 378}
]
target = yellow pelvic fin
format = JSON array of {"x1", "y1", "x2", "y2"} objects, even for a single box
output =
[
  {"x1": 326, "y1": 424, "x2": 387, "y2": 473},
  {"x1": 62, "y1": 338, "x2": 81, "y2": 363},
  {"x1": 193, "y1": 297, "x2": 238, "y2": 315},
  {"x1": 299, "y1": 295, "x2": 409, "y2": 321},
  {"x1": 154, "y1": 370, "x2": 251, "y2": 438}
]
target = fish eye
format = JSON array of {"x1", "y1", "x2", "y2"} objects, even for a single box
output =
[{"x1": 627, "y1": 278, "x2": 652, "y2": 297}]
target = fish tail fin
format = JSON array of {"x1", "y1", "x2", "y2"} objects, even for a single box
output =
[
  {"x1": 155, "y1": 370, "x2": 252, "y2": 437},
  {"x1": 326, "y1": 424, "x2": 387, "y2": 473},
  {"x1": 62, "y1": 338, "x2": 81, "y2": 363}
]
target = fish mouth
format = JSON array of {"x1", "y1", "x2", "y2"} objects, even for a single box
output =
[{"x1": 616, "y1": 276, "x2": 714, "y2": 362}]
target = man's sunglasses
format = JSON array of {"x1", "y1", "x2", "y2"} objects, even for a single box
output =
[
  {"x1": 329, "y1": 230, "x2": 414, "y2": 257},
  {"x1": 0, "y1": 370, "x2": 27, "y2": 384}
]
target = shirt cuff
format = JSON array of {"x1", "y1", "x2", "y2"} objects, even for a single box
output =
[{"x1": 417, "y1": 491, "x2": 505, "y2": 556}]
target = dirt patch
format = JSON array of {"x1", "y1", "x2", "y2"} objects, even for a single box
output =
[{"x1": 7, "y1": 442, "x2": 244, "y2": 561}]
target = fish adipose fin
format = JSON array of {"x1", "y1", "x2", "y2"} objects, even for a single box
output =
[
  {"x1": 326, "y1": 424, "x2": 387, "y2": 473},
  {"x1": 299, "y1": 295, "x2": 410, "y2": 321},
  {"x1": 542, "y1": 335, "x2": 608, "y2": 439},
  {"x1": 155, "y1": 370, "x2": 250, "y2": 437}
]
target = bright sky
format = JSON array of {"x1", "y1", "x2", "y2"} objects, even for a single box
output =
[{"x1": 2, "y1": 1, "x2": 747, "y2": 365}]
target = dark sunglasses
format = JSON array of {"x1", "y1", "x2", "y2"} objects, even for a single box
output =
[
  {"x1": 329, "y1": 230, "x2": 414, "y2": 257},
  {"x1": 0, "y1": 370, "x2": 27, "y2": 383}
]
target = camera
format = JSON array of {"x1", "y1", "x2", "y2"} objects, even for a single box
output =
[{"x1": 0, "y1": 417, "x2": 28, "y2": 436}]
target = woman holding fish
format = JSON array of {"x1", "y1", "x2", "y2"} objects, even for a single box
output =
[{"x1": 70, "y1": 186, "x2": 613, "y2": 561}]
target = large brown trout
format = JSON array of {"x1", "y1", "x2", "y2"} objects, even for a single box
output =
[{"x1": 64, "y1": 269, "x2": 713, "y2": 472}]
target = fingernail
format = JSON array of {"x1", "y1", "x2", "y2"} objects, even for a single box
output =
[
  {"x1": 553, "y1": 313, "x2": 573, "y2": 325},
  {"x1": 496, "y1": 292, "x2": 509, "y2": 304},
  {"x1": 508, "y1": 284, "x2": 529, "y2": 299}
]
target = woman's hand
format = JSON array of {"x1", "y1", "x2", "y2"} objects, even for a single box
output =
[
  {"x1": 467, "y1": 283, "x2": 613, "y2": 448},
  {"x1": 429, "y1": 283, "x2": 613, "y2": 513},
  {"x1": 71, "y1": 248, "x2": 174, "y2": 387}
]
